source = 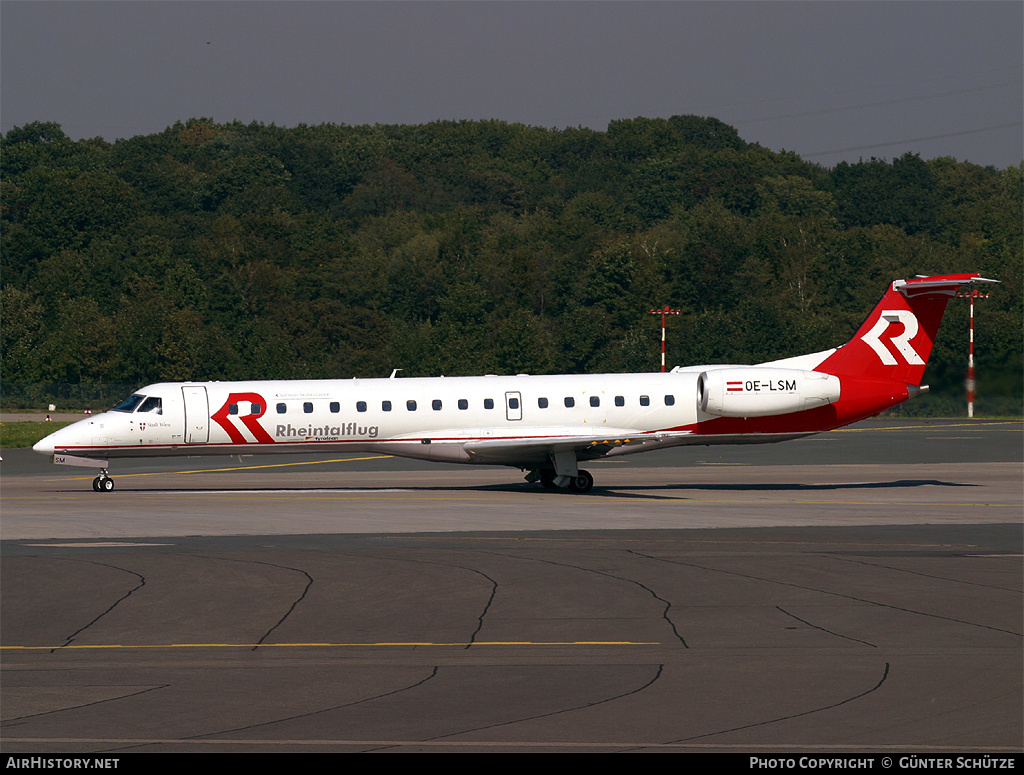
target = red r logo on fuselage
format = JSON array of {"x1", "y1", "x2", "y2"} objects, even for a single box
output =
[{"x1": 211, "y1": 392, "x2": 274, "y2": 444}]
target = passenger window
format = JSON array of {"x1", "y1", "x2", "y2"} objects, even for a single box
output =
[
  {"x1": 330, "y1": 402, "x2": 340, "y2": 413},
  {"x1": 432, "y1": 400, "x2": 442, "y2": 411},
  {"x1": 229, "y1": 404, "x2": 238, "y2": 415},
  {"x1": 303, "y1": 402, "x2": 313, "y2": 414},
  {"x1": 407, "y1": 400, "x2": 417, "y2": 411},
  {"x1": 277, "y1": 403, "x2": 287, "y2": 414},
  {"x1": 382, "y1": 401, "x2": 392, "y2": 412},
  {"x1": 640, "y1": 395, "x2": 650, "y2": 407},
  {"x1": 357, "y1": 401, "x2": 367, "y2": 412},
  {"x1": 250, "y1": 403, "x2": 261, "y2": 415},
  {"x1": 484, "y1": 399, "x2": 494, "y2": 410},
  {"x1": 538, "y1": 397, "x2": 548, "y2": 408},
  {"x1": 590, "y1": 396, "x2": 600, "y2": 407},
  {"x1": 564, "y1": 397, "x2": 575, "y2": 408},
  {"x1": 509, "y1": 397, "x2": 519, "y2": 410},
  {"x1": 139, "y1": 396, "x2": 163, "y2": 414},
  {"x1": 458, "y1": 399, "x2": 468, "y2": 410},
  {"x1": 615, "y1": 396, "x2": 624, "y2": 407},
  {"x1": 665, "y1": 395, "x2": 675, "y2": 406}
]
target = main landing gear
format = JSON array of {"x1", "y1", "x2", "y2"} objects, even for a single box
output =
[
  {"x1": 567, "y1": 469, "x2": 594, "y2": 494},
  {"x1": 92, "y1": 471, "x2": 114, "y2": 492},
  {"x1": 532, "y1": 467, "x2": 594, "y2": 494}
]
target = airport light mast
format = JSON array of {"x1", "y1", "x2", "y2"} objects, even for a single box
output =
[
  {"x1": 956, "y1": 288, "x2": 991, "y2": 418},
  {"x1": 648, "y1": 306, "x2": 681, "y2": 373}
]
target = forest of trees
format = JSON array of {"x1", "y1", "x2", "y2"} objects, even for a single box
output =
[{"x1": 2, "y1": 116, "x2": 1021, "y2": 414}]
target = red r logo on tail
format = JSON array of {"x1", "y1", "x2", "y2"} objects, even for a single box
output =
[{"x1": 861, "y1": 310, "x2": 924, "y2": 366}]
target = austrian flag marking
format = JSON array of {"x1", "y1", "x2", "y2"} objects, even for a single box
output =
[{"x1": 726, "y1": 381, "x2": 744, "y2": 392}]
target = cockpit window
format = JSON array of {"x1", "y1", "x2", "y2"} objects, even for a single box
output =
[
  {"x1": 112, "y1": 394, "x2": 146, "y2": 413},
  {"x1": 138, "y1": 396, "x2": 163, "y2": 414}
]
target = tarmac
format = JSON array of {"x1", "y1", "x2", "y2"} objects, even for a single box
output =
[{"x1": 1, "y1": 419, "x2": 1021, "y2": 753}]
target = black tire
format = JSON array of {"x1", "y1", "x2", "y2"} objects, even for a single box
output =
[
  {"x1": 99, "y1": 478, "x2": 114, "y2": 492},
  {"x1": 92, "y1": 477, "x2": 102, "y2": 492},
  {"x1": 568, "y1": 469, "x2": 593, "y2": 494},
  {"x1": 539, "y1": 469, "x2": 558, "y2": 489}
]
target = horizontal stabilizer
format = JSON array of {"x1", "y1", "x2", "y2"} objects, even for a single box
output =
[{"x1": 898, "y1": 274, "x2": 998, "y2": 298}]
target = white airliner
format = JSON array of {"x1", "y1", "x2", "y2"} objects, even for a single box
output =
[{"x1": 34, "y1": 273, "x2": 994, "y2": 493}]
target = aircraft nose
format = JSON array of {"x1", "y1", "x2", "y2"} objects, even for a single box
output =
[
  {"x1": 32, "y1": 422, "x2": 73, "y2": 456},
  {"x1": 32, "y1": 435, "x2": 55, "y2": 455}
]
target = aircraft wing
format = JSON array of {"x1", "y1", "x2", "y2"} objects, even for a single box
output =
[{"x1": 462, "y1": 429, "x2": 692, "y2": 465}]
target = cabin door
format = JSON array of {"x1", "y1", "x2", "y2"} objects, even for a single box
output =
[
  {"x1": 182, "y1": 386, "x2": 210, "y2": 444},
  {"x1": 505, "y1": 391, "x2": 522, "y2": 421}
]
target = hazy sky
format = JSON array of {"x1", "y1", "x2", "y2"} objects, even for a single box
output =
[{"x1": 2, "y1": 1, "x2": 1021, "y2": 168}]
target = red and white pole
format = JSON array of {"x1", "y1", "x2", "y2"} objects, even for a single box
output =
[
  {"x1": 648, "y1": 306, "x2": 681, "y2": 373},
  {"x1": 957, "y1": 289, "x2": 990, "y2": 419},
  {"x1": 968, "y1": 293, "x2": 976, "y2": 418}
]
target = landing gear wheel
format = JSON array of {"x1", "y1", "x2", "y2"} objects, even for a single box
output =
[
  {"x1": 568, "y1": 469, "x2": 594, "y2": 494},
  {"x1": 99, "y1": 477, "x2": 114, "y2": 492},
  {"x1": 539, "y1": 469, "x2": 558, "y2": 489},
  {"x1": 92, "y1": 477, "x2": 101, "y2": 492}
]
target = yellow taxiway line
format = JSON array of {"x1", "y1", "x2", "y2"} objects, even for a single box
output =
[
  {"x1": 73, "y1": 455, "x2": 394, "y2": 480},
  {"x1": 3, "y1": 641, "x2": 658, "y2": 650}
]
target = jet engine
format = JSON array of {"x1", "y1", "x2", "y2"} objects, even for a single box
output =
[{"x1": 697, "y1": 368, "x2": 841, "y2": 418}]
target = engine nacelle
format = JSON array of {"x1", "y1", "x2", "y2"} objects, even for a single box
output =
[{"x1": 697, "y1": 368, "x2": 841, "y2": 418}]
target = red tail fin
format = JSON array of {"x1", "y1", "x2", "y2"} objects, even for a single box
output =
[{"x1": 816, "y1": 273, "x2": 996, "y2": 385}]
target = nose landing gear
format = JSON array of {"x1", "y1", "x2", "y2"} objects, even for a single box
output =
[{"x1": 92, "y1": 471, "x2": 114, "y2": 492}]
